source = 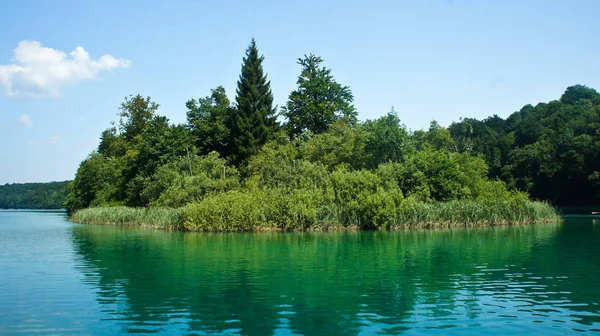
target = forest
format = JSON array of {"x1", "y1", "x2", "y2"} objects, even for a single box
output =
[
  {"x1": 448, "y1": 84, "x2": 600, "y2": 205},
  {"x1": 0, "y1": 181, "x2": 70, "y2": 209},
  {"x1": 67, "y1": 39, "x2": 598, "y2": 230}
]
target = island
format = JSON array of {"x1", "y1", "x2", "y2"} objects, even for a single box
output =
[{"x1": 66, "y1": 39, "x2": 600, "y2": 232}]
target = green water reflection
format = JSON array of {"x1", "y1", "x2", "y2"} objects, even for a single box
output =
[{"x1": 71, "y1": 217, "x2": 600, "y2": 334}]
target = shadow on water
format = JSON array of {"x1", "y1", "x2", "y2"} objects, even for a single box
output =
[{"x1": 69, "y1": 218, "x2": 600, "y2": 335}]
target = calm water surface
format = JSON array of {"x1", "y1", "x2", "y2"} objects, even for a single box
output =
[{"x1": 1, "y1": 210, "x2": 599, "y2": 335}]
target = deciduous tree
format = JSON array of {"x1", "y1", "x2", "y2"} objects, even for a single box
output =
[{"x1": 282, "y1": 54, "x2": 356, "y2": 138}]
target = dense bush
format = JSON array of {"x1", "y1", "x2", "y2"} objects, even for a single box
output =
[
  {"x1": 299, "y1": 121, "x2": 369, "y2": 171},
  {"x1": 245, "y1": 140, "x2": 331, "y2": 191},
  {"x1": 142, "y1": 152, "x2": 239, "y2": 207},
  {"x1": 181, "y1": 188, "x2": 327, "y2": 232},
  {"x1": 171, "y1": 162, "x2": 559, "y2": 232},
  {"x1": 176, "y1": 192, "x2": 558, "y2": 232}
]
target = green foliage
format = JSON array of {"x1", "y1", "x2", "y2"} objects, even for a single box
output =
[
  {"x1": 450, "y1": 85, "x2": 600, "y2": 205},
  {"x1": 124, "y1": 118, "x2": 193, "y2": 206},
  {"x1": 181, "y1": 188, "x2": 327, "y2": 232},
  {"x1": 182, "y1": 191, "x2": 266, "y2": 231},
  {"x1": 142, "y1": 152, "x2": 240, "y2": 207},
  {"x1": 449, "y1": 115, "x2": 514, "y2": 178},
  {"x1": 422, "y1": 120, "x2": 455, "y2": 152},
  {"x1": 282, "y1": 54, "x2": 357, "y2": 137},
  {"x1": 71, "y1": 206, "x2": 183, "y2": 230},
  {"x1": 381, "y1": 150, "x2": 490, "y2": 202},
  {"x1": 327, "y1": 169, "x2": 404, "y2": 227},
  {"x1": 246, "y1": 140, "x2": 330, "y2": 191},
  {"x1": 98, "y1": 127, "x2": 127, "y2": 158},
  {"x1": 560, "y1": 84, "x2": 600, "y2": 105},
  {"x1": 394, "y1": 198, "x2": 559, "y2": 228},
  {"x1": 66, "y1": 152, "x2": 123, "y2": 212},
  {"x1": 67, "y1": 40, "x2": 579, "y2": 229},
  {"x1": 0, "y1": 181, "x2": 70, "y2": 209},
  {"x1": 118, "y1": 94, "x2": 160, "y2": 141},
  {"x1": 299, "y1": 120, "x2": 368, "y2": 170},
  {"x1": 67, "y1": 95, "x2": 196, "y2": 211},
  {"x1": 176, "y1": 192, "x2": 556, "y2": 232},
  {"x1": 362, "y1": 109, "x2": 414, "y2": 168},
  {"x1": 230, "y1": 39, "x2": 278, "y2": 166},
  {"x1": 186, "y1": 86, "x2": 232, "y2": 157}
]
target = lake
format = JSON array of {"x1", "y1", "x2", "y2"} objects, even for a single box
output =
[{"x1": 0, "y1": 211, "x2": 599, "y2": 335}]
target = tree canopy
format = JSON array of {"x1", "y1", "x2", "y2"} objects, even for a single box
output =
[
  {"x1": 282, "y1": 54, "x2": 356, "y2": 138},
  {"x1": 449, "y1": 85, "x2": 600, "y2": 205},
  {"x1": 186, "y1": 86, "x2": 232, "y2": 157}
]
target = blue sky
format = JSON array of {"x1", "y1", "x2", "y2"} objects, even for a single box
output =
[{"x1": 1, "y1": 0, "x2": 599, "y2": 184}]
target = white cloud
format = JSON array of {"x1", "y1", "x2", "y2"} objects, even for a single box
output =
[
  {"x1": 18, "y1": 114, "x2": 33, "y2": 126},
  {"x1": 27, "y1": 135, "x2": 59, "y2": 145},
  {"x1": 0, "y1": 41, "x2": 131, "y2": 97}
]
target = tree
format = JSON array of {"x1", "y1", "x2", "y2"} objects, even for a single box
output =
[
  {"x1": 66, "y1": 152, "x2": 122, "y2": 212},
  {"x1": 449, "y1": 115, "x2": 514, "y2": 179},
  {"x1": 423, "y1": 120, "x2": 454, "y2": 152},
  {"x1": 230, "y1": 39, "x2": 278, "y2": 166},
  {"x1": 560, "y1": 85, "x2": 600, "y2": 105},
  {"x1": 141, "y1": 152, "x2": 240, "y2": 207},
  {"x1": 362, "y1": 109, "x2": 414, "y2": 169},
  {"x1": 119, "y1": 94, "x2": 160, "y2": 141},
  {"x1": 186, "y1": 86, "x2": 232, "y2": 157},
  {"x1": 69, "y1": 94, "x2": 199, "y2": 208},
  {"x1": 124, "y1": 117, "x2": 193, "y2": 206},
  {"x1": 98, "y1": 126, "x2": 127, "y2": 158},
  {"x1": 299, "y1": 120, "x2": 368, "y2": 171},
  {"x1": 443, "y1": 84, "x2": 600, "y2": 205},
  {"x1": 282, "y1": 54, "x2": 357, "y2": 138}
]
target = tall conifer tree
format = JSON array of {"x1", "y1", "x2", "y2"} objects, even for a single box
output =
[{"x1": 230, "y1": 38, "x2": 277, "y2": 166}]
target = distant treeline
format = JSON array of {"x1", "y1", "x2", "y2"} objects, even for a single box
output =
[
  {"x1": 0, "y1": 181, "x2": 70, "y2": 209},
  {"x1": 448, "y1": 84, "x2": 600, "y2": 205},
  {"x1": 64, "y1": 39, "x2": 581, "y2": 229}
]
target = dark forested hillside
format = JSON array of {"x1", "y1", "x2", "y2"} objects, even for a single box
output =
[
  {"x1": 449, "y1": 85, "x2": 600, "y2": 205},
  {"x1": 0, "y1": 181, "x2": 70, "y2": 209}
]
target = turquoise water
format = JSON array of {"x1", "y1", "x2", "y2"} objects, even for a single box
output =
[{"x1": 0, "y1": 210, "x2": 599, "y2": 335}]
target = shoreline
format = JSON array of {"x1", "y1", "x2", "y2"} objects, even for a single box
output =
[
  {"x1": 69, "y1": 218, "x2": 563, "y2": 232},
  {"x1": 70, "y1": 200, "x2": 563, "y2": 233}
]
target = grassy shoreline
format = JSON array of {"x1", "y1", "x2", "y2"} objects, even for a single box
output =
[{"x1": 70, "y1": 199, "x2": 562, "y2": 232}]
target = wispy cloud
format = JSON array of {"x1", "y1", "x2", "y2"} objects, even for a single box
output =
[
  {"x1": 27, "y1": 135, "x2": 59, "y2": 145},
  {"x1": 18, "y1": 114, "x2": 33, "y2": 126},
  {"x1": 0, "y1": 41, "x2": 131, "y2": 97}
]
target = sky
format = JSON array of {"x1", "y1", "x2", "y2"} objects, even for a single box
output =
[{"x1": 0, "y1": 0, "x2": 599, "y2": 184}]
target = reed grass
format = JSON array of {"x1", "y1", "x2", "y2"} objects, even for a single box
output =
[
  {"x1": 390, "y1": 199, "x2": 561, "y2": 229},
  {"x1": 71, "y1": 206, "x2": 183, "y2": 230},
  {"x1": 71, "y1": 197, "x2": 561, "y2": 232}
]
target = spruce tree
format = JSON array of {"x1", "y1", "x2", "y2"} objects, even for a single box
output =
[{"x1": 230, "y1": 38, "x2": 277, "y2": 166}]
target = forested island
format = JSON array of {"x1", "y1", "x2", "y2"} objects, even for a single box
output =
[
  {"x1": 0, "y1": 181, "x2": 70, "y2": 209},
  {"x1": 65, "y1": 39, "x2": 600, "y2": 231}
]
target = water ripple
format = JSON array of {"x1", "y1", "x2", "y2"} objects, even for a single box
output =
[{"x1": 1, "y1": 212, "x2": 600, "y2": 334}]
